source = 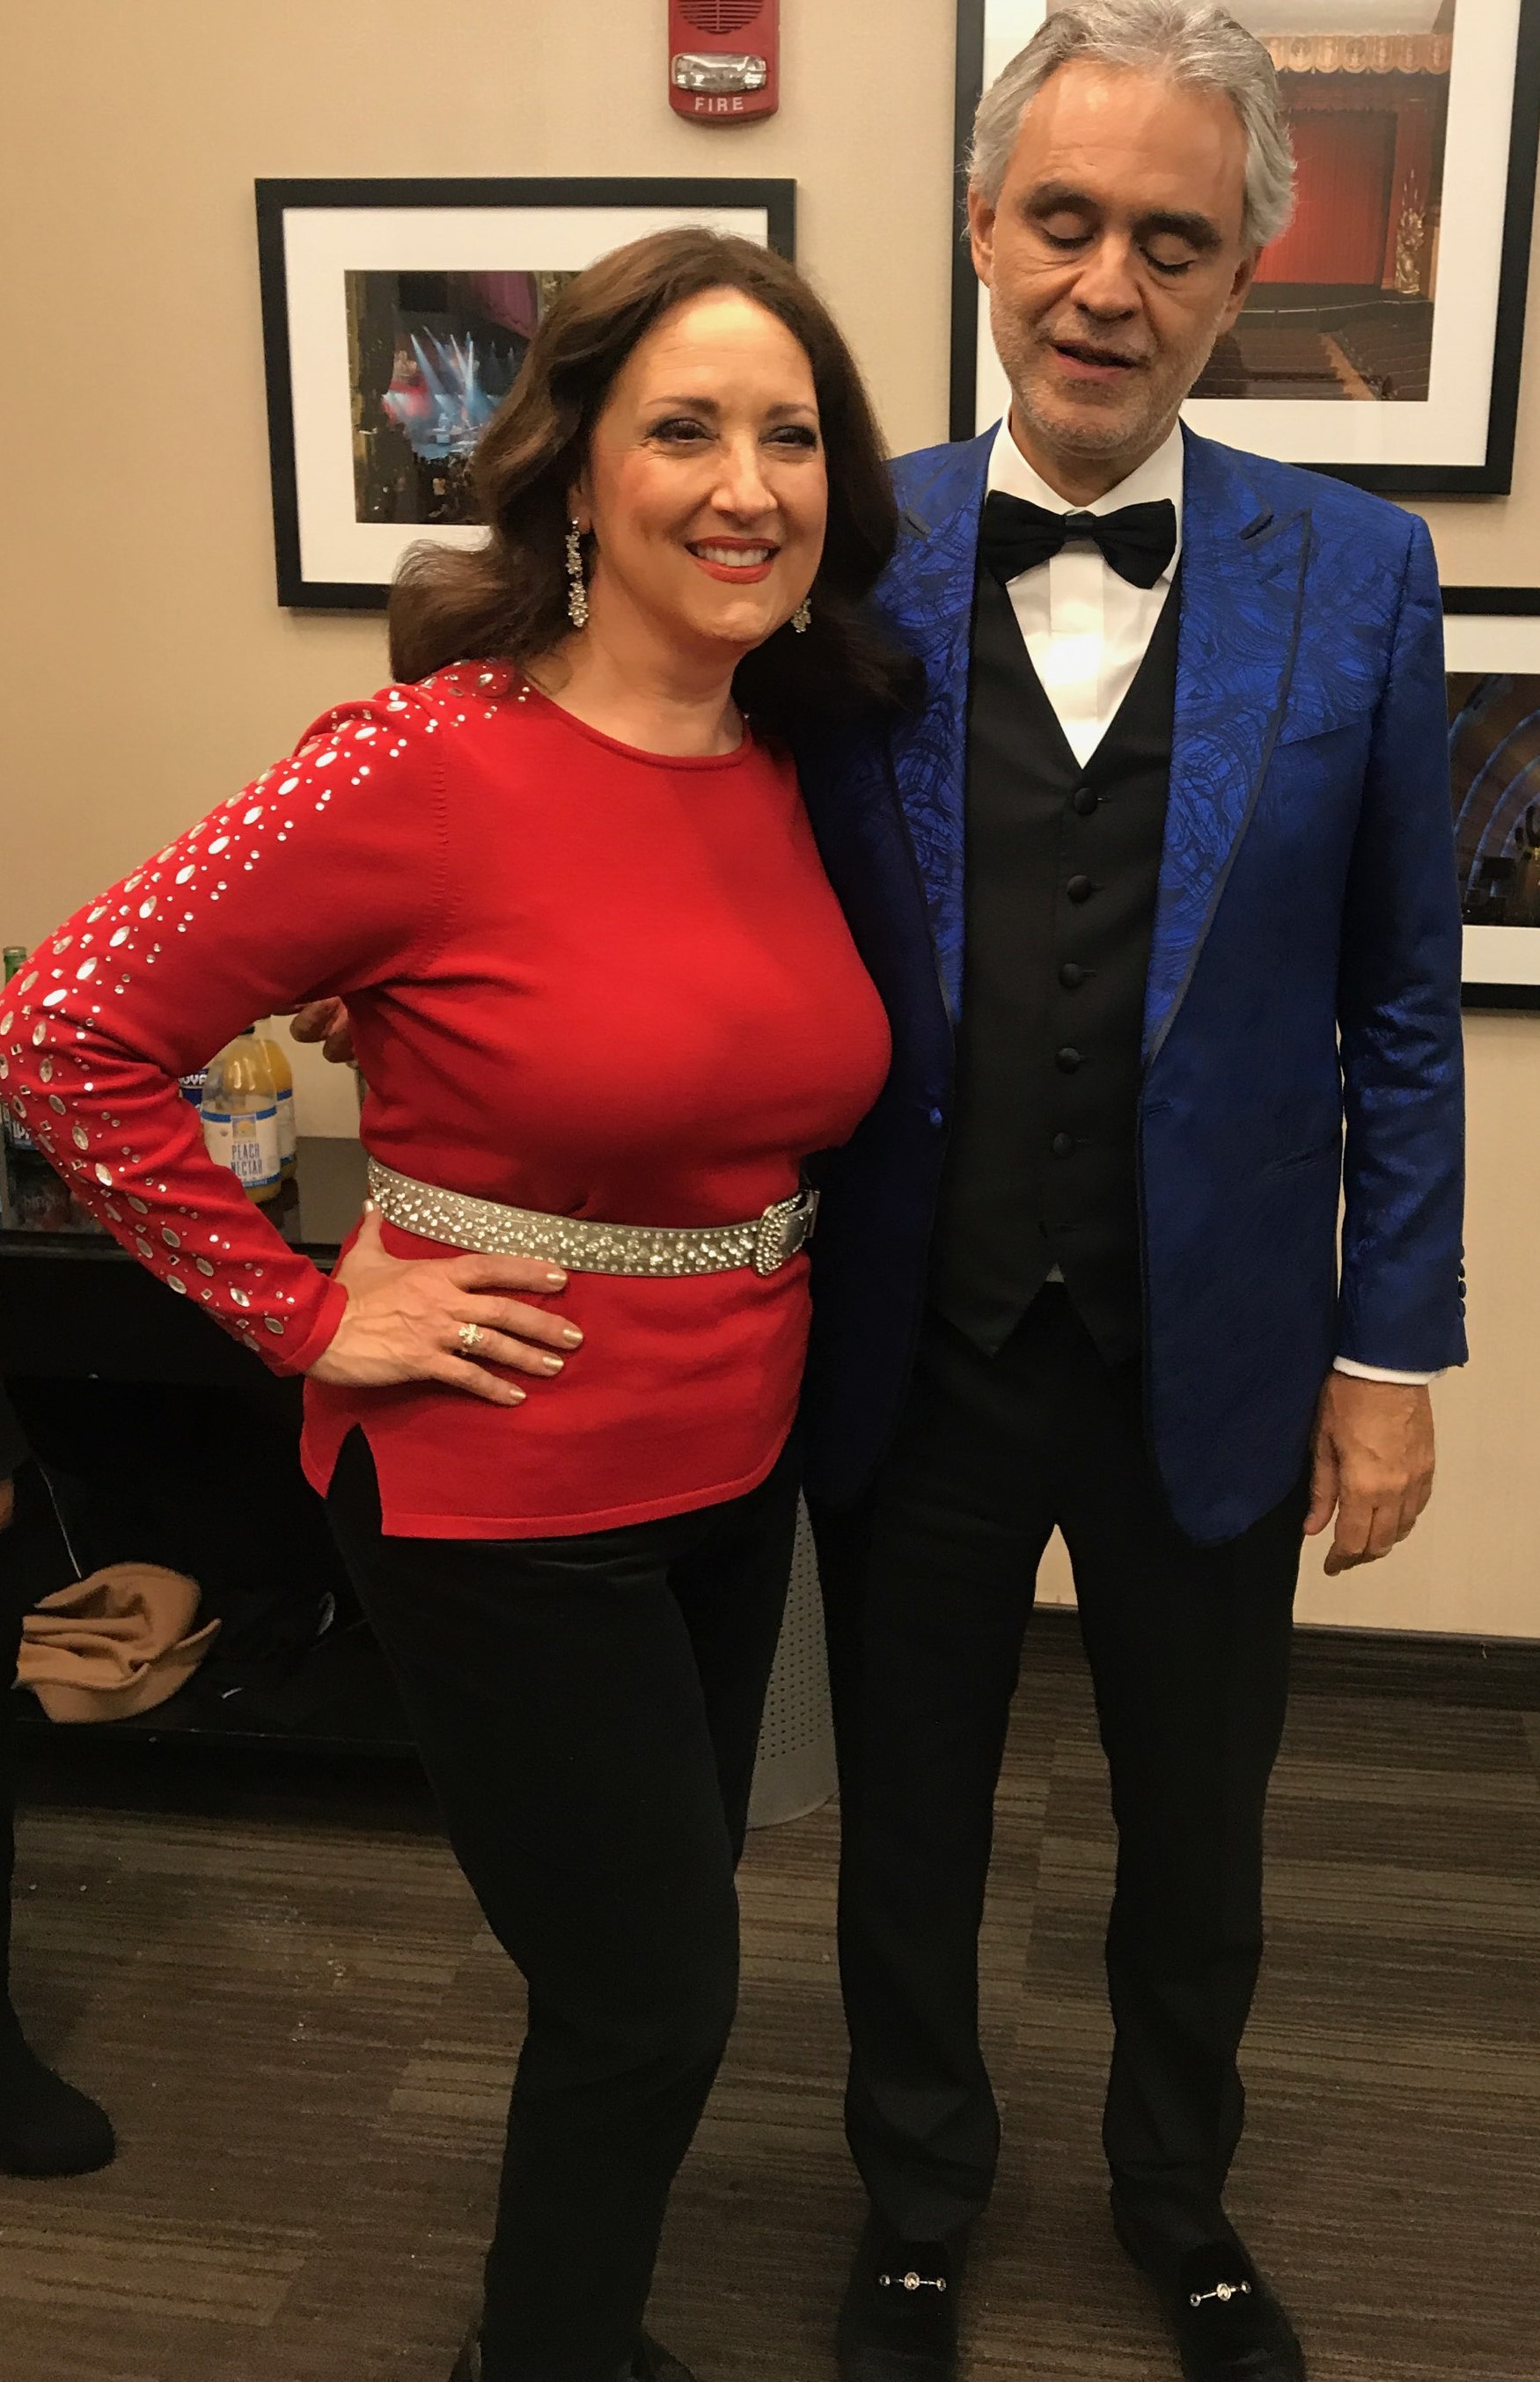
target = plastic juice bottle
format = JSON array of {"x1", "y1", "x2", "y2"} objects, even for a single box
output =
[
  {"x1": 2, "y1": 949, "x2": 37, "y2": 1154},
  {"x1": 201, "y1": 1030, "x2": 282, "y2": 1203},
  {"x1": 253, "y1": 1026, "x2": 297, "y2": 1177}
]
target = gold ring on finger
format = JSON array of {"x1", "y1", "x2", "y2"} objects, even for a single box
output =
[{"x1": 457, "y1": 1322, "x2": 486, "y2": 1356}]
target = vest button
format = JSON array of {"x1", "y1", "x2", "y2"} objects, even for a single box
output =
[
  {"x1": 1066, "y1": 873, "x2": 1095, "y2": 903},
  {"x1": 1051, "y1": 1132, "x2": 1074, "y2": 1159},
  {"x1": 1059, "y1": 962, "x2": 1088, "y2": 989},
  {"x1": 1072, "y1": 787, "x2": 1099, "y2": 817},
  {"x1": 1056, "y1": 1046, "x2": 1083, "y2": 1074}
]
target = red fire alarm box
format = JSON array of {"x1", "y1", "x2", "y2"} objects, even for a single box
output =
[{"x1": 670, "y1": 0, "x2": 780, "y2": 123}]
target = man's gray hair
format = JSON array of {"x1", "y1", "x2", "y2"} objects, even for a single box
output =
[{"x1": 970, "y1": 0, "x2": 1295, "y2": 252}]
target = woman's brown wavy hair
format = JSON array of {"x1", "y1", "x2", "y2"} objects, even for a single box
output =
[{"x1": 388, "y1": 228, "x2": 921, "y2": 731}]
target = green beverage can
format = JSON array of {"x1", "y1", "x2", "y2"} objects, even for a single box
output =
[{"x1": 2, "y1": 948, "x2": 35, "y2": 1151}]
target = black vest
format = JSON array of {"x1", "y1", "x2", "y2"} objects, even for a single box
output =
[{"x1": 930, "y1": 561, "x2": 1180, "y2": 1363}]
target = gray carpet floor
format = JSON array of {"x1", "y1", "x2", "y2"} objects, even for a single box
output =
[{"x1": 2, "y1": 1620, "x2": 1536, "y2": 2381}]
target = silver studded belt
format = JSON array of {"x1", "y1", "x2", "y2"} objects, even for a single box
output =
[{"x1": 366, "y1": 1159, "x2": 819, "y2": 1279}]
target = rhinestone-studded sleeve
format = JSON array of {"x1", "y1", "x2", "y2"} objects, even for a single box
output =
[{"x1": 1, "y1": 688, "x2": 450, "y2": 1374}]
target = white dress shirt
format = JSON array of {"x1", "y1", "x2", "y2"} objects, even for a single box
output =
[
  {"x1": 985, "y1": 418, "x2": 1433, "y2": 1387},
  {"x1": 987, "y1": 416, "x2": 1184, "y2": 770}
]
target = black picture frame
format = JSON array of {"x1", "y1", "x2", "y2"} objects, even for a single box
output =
[
  {"x1": 1441, "y1": 590, "x2": 1540, "y2": 1011},
  {"x1": 1442, "y1": 587, "x2": 1540, "y2": 617},
  {"x1": 950, "y1": 3, "x2": 1540, "y2": 495},
  {"x1": 256, "y1": 177, "x2": 797, "y2": 612}
]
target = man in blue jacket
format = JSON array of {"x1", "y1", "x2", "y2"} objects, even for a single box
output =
[{"x1": 795, "y1": 7, "x2": 1465, "y2": 2379}]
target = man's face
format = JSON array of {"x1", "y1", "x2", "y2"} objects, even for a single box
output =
[{"x1": 970, "y1": 61, "x2": 1260, "y2": 487}]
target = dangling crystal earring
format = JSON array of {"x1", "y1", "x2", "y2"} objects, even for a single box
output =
[
  {"x1": 565, "y1": 520, "x2": 590, "y2": 630},
  {"x1": 791, "y1": 597, "x2": 812, "y2": 635}
]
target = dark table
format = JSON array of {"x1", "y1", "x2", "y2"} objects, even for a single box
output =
[
  {"x1": 0, "y1": 1136, "x2": 413, "y2": 1754},
  {"x1": 1, "y1": 1134, "x2": 367, "y2": 1387}
]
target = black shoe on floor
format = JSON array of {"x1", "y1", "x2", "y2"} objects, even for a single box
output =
[
  {"x1": 449, "y1": 2328, "x2": 698, "y2": 2381},
  {"x1": 836, "y1": 2211, "x2": 966, "y2": 2382},
  {"x1": 0, "y1": 2019, "x2": 116, "y2": 2179},
  {"x1": 634, "y1": 2337, "x2": 699, "y2": 2382},
  {"x1": 1112, "y1": 2206, "x2": 1307, "y2": 2381}
]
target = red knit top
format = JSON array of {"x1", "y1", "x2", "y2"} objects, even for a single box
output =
[{"x1": 2, "y1": 663, "x2": 891, "y2": 1538}]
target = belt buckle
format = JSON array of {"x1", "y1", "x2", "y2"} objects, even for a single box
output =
[{"x1": 752, "y1": 1186, "x2": 819, "y2": 1276}]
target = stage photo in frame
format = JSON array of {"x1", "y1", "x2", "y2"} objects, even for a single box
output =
[
  {"x1": 1442, "y1": 590, "x2": 1540, "y2": 1010},
  {"x1": 951, "y1": 2, "x2": 1540, "y2": 492},
  {"x1": 258, "y1": 178, "x2": 797, "y2": 610}
]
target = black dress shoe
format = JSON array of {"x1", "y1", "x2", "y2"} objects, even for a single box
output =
[
  {"x1": 634, "y1": 2338, "x2": 699, "y2": 2382},
  {"x1": 1112, "y1": 2208, "x2": 1306, "y2": 2381},
  {"x1": 449, "y1": 2328, "x2": 698, "y2": 2381},
  {"x1": 836, "y1": 2211, "x2": 966, "y2": 2382},
  {"x1": 0, "y1": 2019, "x2": 116, "y2": 2179}
]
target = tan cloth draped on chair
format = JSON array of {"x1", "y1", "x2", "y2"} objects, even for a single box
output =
[{"x1": 16, "y1": 1567, "x2": 219, "y2": 1722}]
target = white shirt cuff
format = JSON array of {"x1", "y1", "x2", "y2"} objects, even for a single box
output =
[{"x1": 1333, "y1": 1357, "x2": 1440, "y2": 1387}]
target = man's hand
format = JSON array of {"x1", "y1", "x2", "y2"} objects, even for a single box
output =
[
  {"x1": 289, "y1": 998, "x2": 356, "y2": 1066},
  {"x1": 1305, "y1": 1374, "x2": 1435, "y2": 1576}
]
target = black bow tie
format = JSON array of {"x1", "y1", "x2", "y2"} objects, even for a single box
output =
[{"x1": 979, "y1": 489, "x2": 1177, "y2": 590}]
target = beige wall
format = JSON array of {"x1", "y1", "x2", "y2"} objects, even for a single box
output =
[{"x1": 2, "y1": 2, "x2": 1536, "y2": 1634}]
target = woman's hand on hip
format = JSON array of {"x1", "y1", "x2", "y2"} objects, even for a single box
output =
[{"x1": 307, "y1": 1205, "x2": 582, "y2": 1404}]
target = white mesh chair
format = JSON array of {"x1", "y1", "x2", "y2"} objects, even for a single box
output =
[{"x1": 747, "y1": 1499, "x2": 837, "y2": 1827}]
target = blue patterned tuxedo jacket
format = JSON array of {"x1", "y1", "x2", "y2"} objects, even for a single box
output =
[{"x1": 796, "y1": 425, "x2": 1467, "y2": 1544}]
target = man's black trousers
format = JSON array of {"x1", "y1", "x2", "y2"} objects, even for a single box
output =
[
  {"x1": 327, "y1": 1430, "x2": 799, "y2": 2382},
  {"x1": 815, "y1": 1287, "x2": 1307, "y2": 2257}
]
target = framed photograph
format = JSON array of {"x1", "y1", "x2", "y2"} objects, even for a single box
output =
[
  {"x1": 1442, "y1": 593, "x2": 1540, "y2": 1009},
  {"x1": 257, "y1": 178, "x2": 797, "y2": 610},
  {"x1": 951, "y1": 2, "x2": 1540, "y2": 493}
]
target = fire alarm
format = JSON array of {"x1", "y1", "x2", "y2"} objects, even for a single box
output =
[{"x1": 670, "y1": 0, "x2": 780, "y2": 122}]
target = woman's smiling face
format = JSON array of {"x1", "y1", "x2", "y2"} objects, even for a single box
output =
[{"x1": 573, "y1": 288, "x2": 827, "y2": 663}]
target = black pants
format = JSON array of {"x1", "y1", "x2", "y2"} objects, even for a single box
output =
[
  {"x1": 326, "y1": 1431, "x2": 799, "y2": 2382},
  {"x1": 815, "y1": 1289, "x2": 1306, "y2": 2258}
]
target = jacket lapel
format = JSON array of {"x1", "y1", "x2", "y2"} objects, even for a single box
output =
[
  {"x1": 881, "y1": 430, "x2": 995, "y2": 1019},
  {"x1": 1144, "y1": 429, "x2": 1310, "y2": 1066}
]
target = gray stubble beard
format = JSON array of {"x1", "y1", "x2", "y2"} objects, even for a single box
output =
[{"x1": 988, "y1": 288, "x2": 1202, "y2": 474}]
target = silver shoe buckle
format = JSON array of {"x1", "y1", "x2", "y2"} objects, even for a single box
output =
[
  {"x1": 877, "y1": 2270, "x2": 947, "y2": 2293},
  {"x1": 753, "y1": 1185, "x2": 819, "y2": 1276},
  {"x1": 1189, "y1": 2279, "x2": 1251, "y2": 2309}
]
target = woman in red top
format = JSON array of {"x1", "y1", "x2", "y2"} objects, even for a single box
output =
[{"x1": 3, "y1": 231, "x2": 917, "y2": 2382}]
